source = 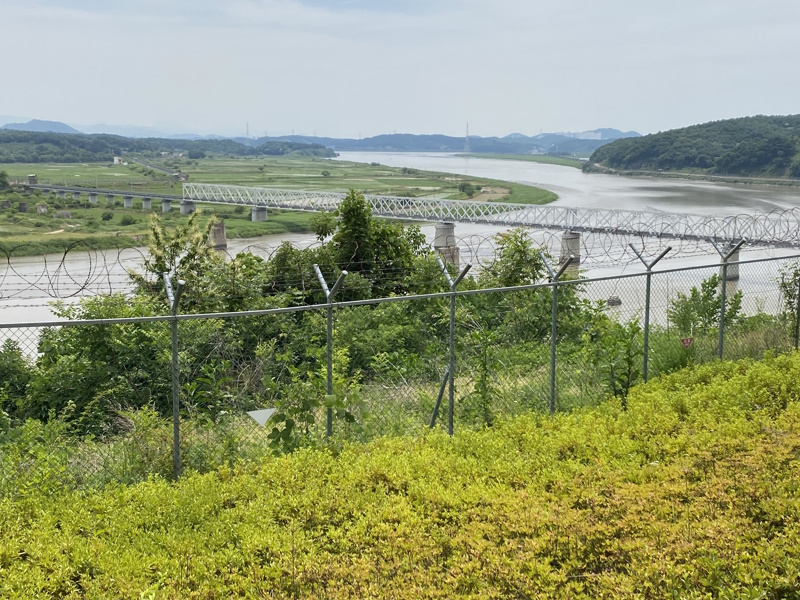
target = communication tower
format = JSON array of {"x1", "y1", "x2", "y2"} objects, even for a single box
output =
[{"x1": 464, "y1": 123, "x2": 470, "y2": 152}]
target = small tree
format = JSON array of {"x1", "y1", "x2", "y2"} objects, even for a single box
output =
[
  {"x1": 130, "y1": 213, "x2": 222, "y2": 306},
  {"x1": 778, "y1": 261, "x2": 800, "y2": 316},
  {"x1": 667, "y1": 274, "x2": 742, "y2": 336},
  {"x1": 0, "y1": 170, "x2": 8, "y2": 189},
  {"x1": 333, "y1": 190, "x2": 374, "y2": 274}
]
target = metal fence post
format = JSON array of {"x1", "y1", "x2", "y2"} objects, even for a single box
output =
[
  {"x1": 540, "y1": 252, "x2": 573, "y2": 414},
  {"x1": 437, "y1": 258, "x2": 471, "y2": 436},
  {"x1": 794, "y1": 272, "x2": 800, "y2": 351},
  {"x1": 710, "y1": 239, "x2": 745, "y2": 360},
  {"x1": 630, "y1": 244, "x2": 671, "y2": 382},
  {"x1": 163, "y1": 273, "x2": 185, "y2": 480},
  {"x1": 314, "y1": 265, "x2": 347, "y2": 438}
]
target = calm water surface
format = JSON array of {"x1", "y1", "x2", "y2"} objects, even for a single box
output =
[{"x1": 337, "y1": 151, "x2": 800, "y2": 215}]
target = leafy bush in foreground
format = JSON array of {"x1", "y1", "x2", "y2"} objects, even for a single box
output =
[{"x1": 1, "y1": 353, "x2": 800, "y2": 598}]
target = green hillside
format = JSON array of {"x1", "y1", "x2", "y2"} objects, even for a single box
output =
[
  {"x1": 586, "y1": 115, "x2": 800, "y2": 178},
  {"x1": 2, "y1": 353, "x2": 799, "y2": 598},
  {"x1": 0, "y1": 131, "x2": 335, "y2": 163}
]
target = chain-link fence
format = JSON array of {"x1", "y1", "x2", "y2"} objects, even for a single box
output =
[{"x1": 2, "y1": 252, "x2": 800, "y2": 496}]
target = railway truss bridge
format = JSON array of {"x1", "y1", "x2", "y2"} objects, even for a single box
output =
[
  {"x1": 182, "y1": 183, "x2": 800, "y2": 250},
  {"x1": 25, "y1": 182, "x2": 800, "y2": 258}
]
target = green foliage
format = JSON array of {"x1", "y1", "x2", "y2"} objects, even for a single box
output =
[
  {"x1": 333, "y1": 189, "x2": 374, "y2": 273},
  {"x1": 101, "y1": 211, "x2": 113, "y2": 221},
  {"x1": 480, "y1": 227, "x2": 546, "y2": 287},
  {"x1": 3, "y1": 353, "x2": 800, "y2": 596},
  {"x1": 588, "y1": 114, "x2": 800, "y2": 177},
  {"x1": 0, "y1": 169, "x2": 8, "y2": 188},
  {"x1": 20, "y1": 295, "x2": 171, "y2": 433},
  {"x1": 668, "y1": 273, "x2": 742, "y2": 336},
  {"x1": 0, "y1": 340, "x2": 31, "y2": 414},
  {"x1": 310, "y1": 211, "x2": 336, "y2": 241},
  {"x1": 119, "y1": 214, "x2": 136, "y2": 226},
  {"x1": 460, "y1": 328, "x2": 499, "y2": 426},
  {"x1": 583, "y1": 315, "x2": 643, "y2": 405},
  {"x1": 457, "y1": 181, "x2": 475, "y2": 197},
  {"x1": 130, "y1": 212, "x2": 223, "y2": 307},
  {"x1": 0, "y1": 130, "x2": 335, "y2": 163},
  {"x1": 779, "y1": 260, "x2": 800, "y2": 315}
]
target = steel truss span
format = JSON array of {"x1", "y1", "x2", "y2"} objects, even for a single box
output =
[{"x1": 183, "y1": 183, "x2": 800, "y2": 248}]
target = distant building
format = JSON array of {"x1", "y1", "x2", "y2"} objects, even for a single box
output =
[
  {"x1": 113, "y1": 156, "x2": 123, "y2": 165},
  {"x1": 27, "y1": 174, "x2": 38, "y2": 184}
]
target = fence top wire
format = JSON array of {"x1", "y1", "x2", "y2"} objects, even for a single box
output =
[{"x1": 3, "y1": 252, "x2": 800, "y2": 330}]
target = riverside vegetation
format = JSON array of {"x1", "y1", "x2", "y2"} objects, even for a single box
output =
[{"x1": 0, "y1": 155, "x2": 554, "y2": 255}]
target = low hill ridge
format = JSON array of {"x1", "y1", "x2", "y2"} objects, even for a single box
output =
[{"x1": 586, "y1": 114, "x2": 800, "y2": 177}]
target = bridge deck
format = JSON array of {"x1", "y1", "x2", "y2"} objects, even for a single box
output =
[
  {"x1": 25, "y1": 183, "x2": 800, "y2": 248},
  {"x1": 183, "y1": 183, "x2": 800, "y2": 248}
]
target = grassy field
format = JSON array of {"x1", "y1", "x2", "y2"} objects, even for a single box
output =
[
  {"x1": 1, "y1": 156, "x2": 555, "y2": 253},
  {"x1": 465, "y1": 153, "x2": 584, "y2": 169},
  {"x1": 0, "y1": 188, "x2": 319, "y2": 256},
  {"x1": 3, "y1": 156, "x2": 557, "y2": 203}
]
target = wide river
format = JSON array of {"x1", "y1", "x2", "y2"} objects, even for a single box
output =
[
  {"x1": 3, "y1": 152, "x2": 800, "y2": 327},
  {"x1": 337, "y1": 151, "x2": 800, "y2": 215}
]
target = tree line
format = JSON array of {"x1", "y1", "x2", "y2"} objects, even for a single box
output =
[{"x1": 0, "y1": 130, "x2": 335, "y2": 163}]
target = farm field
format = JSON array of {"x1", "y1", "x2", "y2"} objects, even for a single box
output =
[
  {"x1": 1, "y1": 353, "x2": 799, "y2": 598},
  {"x1": 0, "y1": 156, "x2": 555, "y2": 254}
]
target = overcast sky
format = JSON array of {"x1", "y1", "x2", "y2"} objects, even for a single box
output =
[{"x1": 2, "y1": 0, "x2": 799, "y2": 138}]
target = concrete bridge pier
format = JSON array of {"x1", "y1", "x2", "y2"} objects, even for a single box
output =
[
  {"x1": 141, "y1": 197, "x2": 152, "y2": 210},
  {"x1": 88, "y1": 193, "x2": 98, "y2": 205},
  {"x1": 123, "y1": 195, "x2": 133, "y2": 208},
  {"x1": 251, "y1": 204, "x2": 268, "y2": 222},
  {"x1": 720, "y1": 243, "x2": 741, "y2": 299},
  {"x1": 162, "y1": 199, "x2": 172, "y2": 213},
  {"x1": 105, "y1": 193, "x2": 115, "y2": 205},
  {"x1": 434, "y1": 222, "x2": 460, "y2": 268},
  {"x1": 721, "y1": 243, "x2": 740, "y2": 282},
  {"x1": 560, "y1": 231, "x2": 581, "y2": 268},
  {"x1": 55, "y1": 190, "x2": 66, "y2": 199},
  {"x1": 208, "y1": 221, "x2": 227, "y2": 251},
  {"x1": 180, "y1": 200, "x2": 196, "y2": 215},
  {"x1": 72, "y1": 191, "x2": 82, "y2": 201}
]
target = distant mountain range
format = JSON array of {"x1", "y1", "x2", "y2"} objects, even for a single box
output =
[
  {"x1": 1, "y1": 119, "x2": 82, "y2": 135},
  {"x1": 230, "y1": 129, "x2": 640, "y2": 155},
  {"x1": 0, "y1": 119, "x2": 640, "y2": 155}
]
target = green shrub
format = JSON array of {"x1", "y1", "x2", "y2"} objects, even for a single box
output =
[{"x1": 2, "y1": 353, "x2": 800, "y2": 597}]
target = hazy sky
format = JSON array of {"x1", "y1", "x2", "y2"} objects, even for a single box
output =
[{"x1": 2, "y1": 0, "x2": 799, "y2": 138}]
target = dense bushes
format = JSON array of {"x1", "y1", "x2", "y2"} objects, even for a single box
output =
[{"x1": 1, "y1": 352, "x2": 799, "y2": 597}]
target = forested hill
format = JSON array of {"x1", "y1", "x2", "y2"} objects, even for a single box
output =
[
  {"x1": 586, "y1": 115, "x2": 800, "y2": 177},
  {"x1": 0, "y1": 131, "x2": 335, "y2": 163}
]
